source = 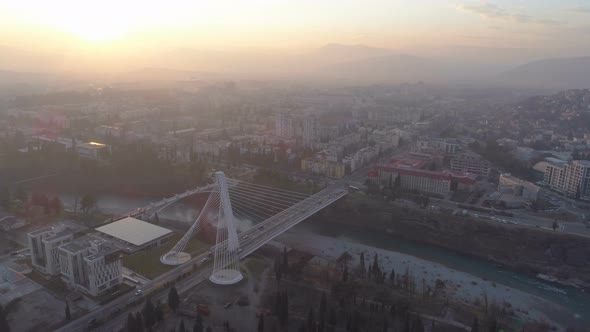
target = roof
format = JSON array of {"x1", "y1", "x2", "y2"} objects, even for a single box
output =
[
  {"x1": 377, "y1": 166, "x2": 452, "y2": 181},
  {"x1": 95, "y1": 217, "x2": 172, "y2": 246},
  {"x1": 78, "y1": 142, "x2": 108, "y2": 150}
]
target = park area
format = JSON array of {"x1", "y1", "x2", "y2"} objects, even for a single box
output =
[{"x1": 122, "y1": 233, "x2": 209, "y2": 279}]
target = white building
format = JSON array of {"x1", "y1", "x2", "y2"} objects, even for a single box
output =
[
  {"x1": 544, "y1": 159, "x2": 590, "y2": 200},
  {"x1": 275, "y1": 112, "x2": 295, "y2": 139},
  {"x1": 303, "y1": 111, "x2": 319, "y2": 146},
  {"x1": 59, "y1": 237, "x2": 122, "y2": 297},
  {"x1": 565, "y1": 160, "x2": 590, "y2": 200},
  {"x1": 544, "y1": 159, "x2": 568, "y2": 192},
  {"x1": 95, "y1": 217, "x2": 173, "y2": 250},
  {"x1": 77, "y1": 142, "x2": 111, "y2": 159},
  {"x1": 28, "y1": 224, "x2": 76, "y2": 276}
]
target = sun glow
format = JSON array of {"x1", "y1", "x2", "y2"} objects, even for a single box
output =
[{"x1": 2, "y1": 0, "x2": 203, "y2": 43}]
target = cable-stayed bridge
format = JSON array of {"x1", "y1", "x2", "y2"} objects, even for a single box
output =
[
  {"x1": 159, "y1": 171, "x2": 347, "y2": 284},
  {"x1": 56, "y1": 171, "x2": 346, "y2": 332}
]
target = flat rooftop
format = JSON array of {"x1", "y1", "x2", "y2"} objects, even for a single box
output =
[{"x1": 95, "y1": 217, "x2": 172, "y2": 247}]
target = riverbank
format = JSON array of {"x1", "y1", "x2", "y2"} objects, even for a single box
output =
[
  {"x1": 275, "y1": 226, "x2": 581, "y2": 330},
  {"x1": 316, "y1": 194, "x2": 590, "y2": 291}
]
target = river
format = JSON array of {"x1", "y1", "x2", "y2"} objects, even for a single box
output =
[{"x1": 58, "y1": 192, "x2": 590, "y2": 327}]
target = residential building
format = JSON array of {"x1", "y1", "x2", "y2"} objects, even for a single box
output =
[
  {"x1": 301, "y1": 158, "x2": 345, "y2": 178},
  {"x1": 565, "y1": 160, "x2": 590, "y2": 200},
  {"x1": 450, "y1": 153, "x2": 491, "y2": 176},
  {"x1": 303, "y1": 111, "x2": 319, "y2": 146},
  {"x1": 417, "y1": 138, "x2": 459, "y2": 154},
  {"x1": 275, "y1": 112, "x2": 294, "y2": 139},
  {"x1": 28, "y1": 224, "x2": 76, "y2": 276},
  {"x1": 544, "y1": 159, "x2": 568, "y2": 191},
  {"x1": 544, "y1": 159, "x2": 590, "y2": 200},
  {"x1": 59, "y1": 237, "x2": 122, "y2": 297}
]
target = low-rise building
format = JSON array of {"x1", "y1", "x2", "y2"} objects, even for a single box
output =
[
  {"x1": 301, "y1": 158, "x2": 345, "y2": 178},
  {"x1": 95, "y1": 217, "x2": 173, "y2": 250},
  {"x1": 371, "y1": 166, "x2": 452, "y2": 195},
  {"x1": 499, "y1": 174, "x2": 540, "y2": 202}
]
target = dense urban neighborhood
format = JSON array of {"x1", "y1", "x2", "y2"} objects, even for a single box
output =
[{"x1": 1, "y1": 82, "x2": 590, "y2": 332}]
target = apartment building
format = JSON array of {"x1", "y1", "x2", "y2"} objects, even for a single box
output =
[
  {"x1": 303, "y1": 111, "x2": 320, "y2": 146},
  {"x1": 450, "y1": 153, "x2": 491, "y2": 176},
  {"x1": 565, "y1": 160, "x2": 590, "y2": 200},
  {"x1": 275, "y1": 112, "x2": 295, "y2": 139},
  {"x1": 544, "y1": 159, "x2": 568, "y2": 191},
  {"x1": 301, "y1": 158, "x2": 345, "y2": 178},
  {"x1": 544, "y1": 159, "x2": 590, "y2": 200}
]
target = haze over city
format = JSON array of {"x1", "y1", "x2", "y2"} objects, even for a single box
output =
[
  {"x1": 1, "y1": 0, "x2": 590, "y2": 85},
  {"x1": 1, "y1": 1, "x2": 590, "y2": 332}
]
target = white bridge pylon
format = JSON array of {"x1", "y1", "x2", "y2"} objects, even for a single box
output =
[
  {"x1": 210, "y1": 172, "x2": 243, "y2": 285},
  {"x1": 160, "y1": 171, "x2": 243, "y2": 285}
]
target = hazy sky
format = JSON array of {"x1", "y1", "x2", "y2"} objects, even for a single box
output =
[{"x1": 1, "y1": 1, "x2": 589, "y2": 68}]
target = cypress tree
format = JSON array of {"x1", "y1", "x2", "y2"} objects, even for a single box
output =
[
  {"x1": 65, "y1": 301, "x2": 71, "y2": 321},
  {"x1": 257, "y1": 314, "x2": 265, "y2": 332},
  {"x1": 127, "y1": 313, "x2": 136, "y2": 332},
  {"x1": 359, "y1": 252, "x2": 365, "y2": 276},
  {"x1": 471, "y1": 317, "x2": 479, "y2": 332},
  {"x1": 135, "y1": 312, "x2": 144, "y2": 332},
  {"x1": 319, "y1": 293, "x2": 327, "y2": 317}
]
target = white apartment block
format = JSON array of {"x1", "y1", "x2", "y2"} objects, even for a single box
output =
[
  {"x1": 28, "y1": 224, "x2": 75, "y2": 276},
  {"x1": 544, "y1": 160, "x2": 568, "y2": 192},
  {"x1": 275, "y1": 112, "x2": 295, "y2": 138},
  {"x1": 450, "y1": 153, "x2": 491, "y2": 176},
  {"x1": 565, "y1": 160, "x2": 590, "y2": 200},
  {"x1": 544, "y1": 160, "x2": 590, "y2": 200},
  {"x1": 303, "y1": 112, "x2": 319, "y2": 146},
  {"x1": 59, "y1": 237, "x2": 122, "y2": 297}
]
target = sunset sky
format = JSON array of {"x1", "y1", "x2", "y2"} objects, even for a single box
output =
[{"x1": 1, "y1": 1, "x2": 589, "y2": 72}]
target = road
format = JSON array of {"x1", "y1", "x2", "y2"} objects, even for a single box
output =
[{"x1": 57, "y1": 187, "x2": 347, "y2": 332}]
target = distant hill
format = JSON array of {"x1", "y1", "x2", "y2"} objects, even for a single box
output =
[
  {"x1": 120, "y1": 67, "x2": 218, "y2": 81},
  {"x1": 499, "y1": 57, "x2": 590, "y2": 88},
  {"x1": 312, "y1": 44, "x2": 392, "y2": 63},
  {"x1": 319, "y1": 54, "x2": 448, "y2": 82}
]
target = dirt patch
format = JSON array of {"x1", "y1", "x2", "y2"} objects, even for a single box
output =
[{"x1": 4, "y1": 288, "x2": 81, "y2": 332}]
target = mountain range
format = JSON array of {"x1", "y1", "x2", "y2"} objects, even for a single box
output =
[{"x1": 1, "y1": 44, "x2": 589, "y2": 88}]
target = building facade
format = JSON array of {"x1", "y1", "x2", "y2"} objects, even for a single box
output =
[
  {"x1": 59, "y1": 237, "x2": 122, "y2": 297},
  {"x1": 275, "y1": 112, "x2": 294, "y2": 139},
  {"x1": 372, "y1": 166, "x2": 452, "y2": 195},
  {"x1": 450, "y1": 153, "x2": 491, "y2": 176},
  {"x1": 544, "y1": 160, "x2": 590, "y2": 200},
  {"x1": 28, "y1": 224, "x2": 75, "y2": 276},
  {"x1": 303, "y1": 112, "x2": 319, "y2": 146},
  {"x1": 301, "y1": 158, "x2": 345, "y2": 178}
]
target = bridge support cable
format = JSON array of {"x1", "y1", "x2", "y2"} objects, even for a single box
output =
[{"x1": 160, "y1": 191, "x2": 221, "y2": 265}]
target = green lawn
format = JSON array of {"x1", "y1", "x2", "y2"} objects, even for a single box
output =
[
  {"x1": 122, "y1": 234, "x2": 210, "y2": 279},
  {"x1": 243, "y1": 257, "x2": 267, "y2": 277}
]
